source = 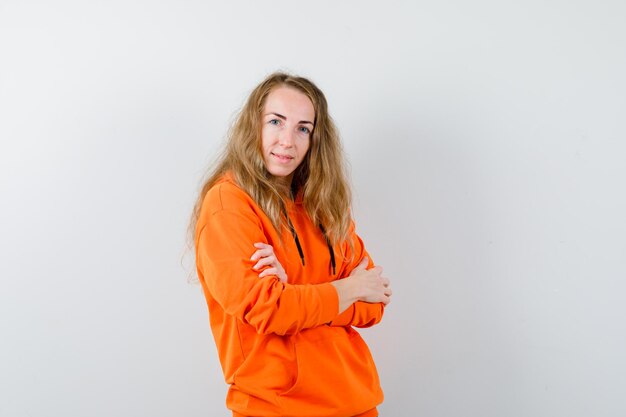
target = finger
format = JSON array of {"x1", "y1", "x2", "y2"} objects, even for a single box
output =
[
  {"x1": 363, "y1": 267, "x2": 383, "y2": 280},
  {"x1": 252, "y1": 247, "x2": 274, "y2": 258},
  {"x1": 349, "y1": 257, "x2": 369, "y2": 276},
  {"x1": 253, "y1": 256, "x2": 276, "y2": 270},
  {"x1": 258, "y1": 267, "x2": 278, "y2": 278},
  {"x1": 382, "y1": 278, "x2": 390, "y2": 287},
  {"x1": 371, "y1": 266, "x2": 383, "y2": 275},
  {"x1": 356, "y1": 257, "x2": 369, "y2": 270},
  {"x1": 250, "y1": 247, "x2": 274, "y2": 261},
  {"x1": 252, "y1": 258, "x2": 276, "y2": 271},
  {"x1": 254, "y1": 242, "x2": 275, "y2": 251}
]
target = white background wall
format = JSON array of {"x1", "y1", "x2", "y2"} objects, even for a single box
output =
[{"x1": 1, "y1": 1, "x2": 625, "y2": 416}]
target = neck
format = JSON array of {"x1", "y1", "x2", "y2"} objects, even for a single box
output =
[{"x1": 274, "y1": 174, "x2": 295, "y2": 199}]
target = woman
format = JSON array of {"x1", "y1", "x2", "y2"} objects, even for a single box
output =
[{"x1": 189, "y1": 72, "x2": 392, "y2": 417}]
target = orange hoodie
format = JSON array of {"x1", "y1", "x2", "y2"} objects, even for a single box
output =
[{"x1": 195, "y1": 173, "x2": 385, "y2": 417}]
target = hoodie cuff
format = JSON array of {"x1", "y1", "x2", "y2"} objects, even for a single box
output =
[
  {"x1": 318, "y1": 282, "x2": 341, "y2": 324},
  {"x1": 329, "y1": 304, "x2": 355, "y2": 326}
]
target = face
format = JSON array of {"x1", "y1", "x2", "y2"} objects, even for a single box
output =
[{"x1": 261, "y1": 86, "x2": 314, "y2": 185}]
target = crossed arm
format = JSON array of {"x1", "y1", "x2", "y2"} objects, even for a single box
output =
[
  {"x1": 250, "y1": 242, "x2": 392, "y2": 326},
  {"x1": 197, "y1": 205, "x2": 391, "y2": 335}
]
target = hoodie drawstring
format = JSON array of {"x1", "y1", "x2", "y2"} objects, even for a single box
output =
[
  {"x1": 286, "y1": 215, "x2": 336, "y2": 275},
  {"x1": 286, "y1": 216, "x2": 305, "y2": 267}
]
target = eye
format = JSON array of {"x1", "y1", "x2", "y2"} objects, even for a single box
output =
[
  {"x1": 298, "y1": 126, "x2": 311, "y2": 134},
  {"x1": 268, "y1": 119, "x2": 281, "y2": 126}
]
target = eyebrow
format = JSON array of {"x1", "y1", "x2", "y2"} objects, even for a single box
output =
[{"x1": 265, "y1": 112, "x2": 314, "y2": 126}]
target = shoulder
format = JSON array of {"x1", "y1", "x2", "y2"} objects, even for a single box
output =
[
  {"x1": 201, "y1": 173, "x2": 259, "y2": 220},
  {"x1": 196, "y1": 173, "x2": 263, "y2": 241}
]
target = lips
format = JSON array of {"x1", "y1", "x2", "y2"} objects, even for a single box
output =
[{"x1": 271, "y1": 152, "x2": 295, "y2": 163}]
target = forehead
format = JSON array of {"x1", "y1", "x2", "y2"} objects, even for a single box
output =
[{"x1": 263, "y1": 86, "x2": 315, "y2": 120}]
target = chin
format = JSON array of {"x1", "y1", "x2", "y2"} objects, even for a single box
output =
[
  {"x1": 267, "y1": 167, "x2": 291, "y2": 177},
  {"x1": 266, "y1": 168, "x2": 294, "y2": 183}
]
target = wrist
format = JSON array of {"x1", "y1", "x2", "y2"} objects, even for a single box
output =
[{"x1": 331, "y1": 278, "x2": 360, "y2": 314}]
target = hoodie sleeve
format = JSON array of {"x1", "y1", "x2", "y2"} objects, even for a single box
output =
[
  {"x1": 328, "y1": 222, "x2": 385, "y2": 328},
  {"x1": 196, "y1": 207, "x2": 340, "y2": 336}
]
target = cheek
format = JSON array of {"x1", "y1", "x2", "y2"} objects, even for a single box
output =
[
  {"x1": 301, "y1": 137, "x2": 311, "y2": 153},
  {"x1": 296, "y1": 140, "x2": 311, "y2": 164},
  {"x1": 260, "y1": 128, "x2": 272, "y2": 151}
]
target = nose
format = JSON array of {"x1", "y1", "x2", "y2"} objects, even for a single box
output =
[{"x1": 278, "y1": 129, "x2": 295, "y2": 148}]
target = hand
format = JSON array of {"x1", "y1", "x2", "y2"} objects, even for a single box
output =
[
  {"x1": 332, "y1": 257, "x2": 392, "y2": 313},
  {"x1": 349, "y1": 257, "x2": 392, "y2": 304},
  {"x1": 250, "y1": 242, "x2": 288, "y2": 283}
]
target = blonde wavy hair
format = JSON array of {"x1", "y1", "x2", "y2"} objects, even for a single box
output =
[{"x1": 186, "y1": 72, "x2": 352, "y2": 271}]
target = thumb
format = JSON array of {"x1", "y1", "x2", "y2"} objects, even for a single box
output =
[{"x1": 355, "y1": 257, "x2": 369, "y2": 271}]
